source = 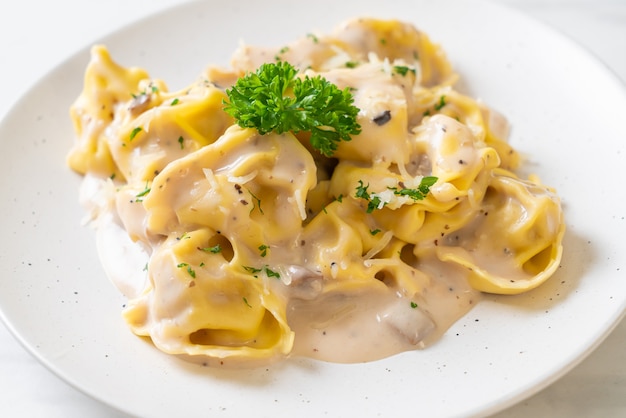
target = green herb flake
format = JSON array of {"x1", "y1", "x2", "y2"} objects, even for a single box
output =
[
  {"x1": 389, "y1": 176, "x2": 438, "y2": 201},
  {"x1": 264, "y1": 266, "x2": 280, "y2": 279},
  {"x1": 393, "y1": 65, "x2": 416, "y2": 77},
  {"x1": 247, "y1": 189, "x2": 264, "y2": 215},
  {"x1": 135, "y1": 182, "x2": 151, "y2": 202},
  {"x1": 176, "y1": 262, "x2": 196, "y2": 278},
  {"x1": 434, "y1": 95, "x2": 447, "y2": 111},
  {"x1": 223, "y1": 61, "x2": 361, "y2": 157},
  {"x1": 355, "y1": 180, "x2": 383, "y2": 213},
  {"x1": 370, "y1": 228, "x2": 381, "y2": 236},
  {"x1": 355, "y1": 180, "x2": 370, "y2": 200},
  {"x1": 178, "y1": 136, "x2": 184, "y2": 149},
  {"x1": 200, "y1": 244, "x2": 222, "y2": 254},
  {"x1": 258, "y1": 244, "x2": 269, "y2": 257},
  {"x1": 243, "y1": 265, "x2": 280, "y2": 279},
  {"x1": 243, "y1": 297, "x2": 252, "y2": 308},
  {"x1": 243, "y1": 265, "x2": 262, "y2": 276},
  {"x1": 306, "y1": 33, "x2": 319, "y2": 43},
  {"x1": 129, "y1": 126, "x2": 142, "y2": 141},
  {"x1": 171, "y1": 98, "x2": 180, "y2": 106},
  {"x1": 410, "y1": 301, "x2": 418, "y2": 309}
]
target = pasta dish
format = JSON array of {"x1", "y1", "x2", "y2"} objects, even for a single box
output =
[{"x1": 67, "y1": 18, "x2": 565, "y2": 367}]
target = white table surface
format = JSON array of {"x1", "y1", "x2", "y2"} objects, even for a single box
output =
[{"x1": 1, "y1": 0, "x2": 624, "y2": 417}]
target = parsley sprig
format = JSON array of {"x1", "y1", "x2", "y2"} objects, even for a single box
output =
[{"x1": 223, "y1": 61, "x2": 361, "y2": 156}]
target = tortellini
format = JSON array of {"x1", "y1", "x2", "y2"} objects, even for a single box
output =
[{"x1": 68, "y1": 17, "x2": 564, "y2": 366}]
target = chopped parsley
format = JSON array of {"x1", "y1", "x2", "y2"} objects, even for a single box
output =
[
  {"x1": 393, "y1": 65, "x2": 416, "y2": 76},
  {"x1": 306, "y1": 33, "x2": 319, "y2": 43},
  {"x1": 199, "y1": 244, "x2": 222, "y2": 254},
  {"x1": 355, "y1": 177, "x2": 437, "y2": 213},
  {"x1": 129, "y1": 126, "x2": 142, "y2": 141},
  {"x1": 247, "y1": 189, "x2": 264, "y2": 215},
  {"x1": 242, "y1": 265, "x2": 281, "y2": 279},
  {"x1": 355, "y1": 180, "x2": 383, "y2": 213},
  {"x1": 135, "y1": 182, "x2": 151, "y2": 202},
  {"x1": 434, "y1": 95, "x2": 446, "y2": 111},
  {"x1": 388, "y1": 176, "x2": 438, "y2": 201},
  {"x1": 264, "y1": 267, "x2": 281, "y2": 279},
  {"x1": 177, "y1": 262, "x2": 196, "y2": 278},
  {"x1": 243, "y1": 266, "x2": 262, "y2": 275}
]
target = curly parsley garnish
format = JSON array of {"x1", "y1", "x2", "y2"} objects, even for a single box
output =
[{"x1": 223, "y1": 61, "x2": 361, "y2": 156}]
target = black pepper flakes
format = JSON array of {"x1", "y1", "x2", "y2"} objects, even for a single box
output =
[{"x1": 373, "y1": 110, "x2": 392, "y2": 126}]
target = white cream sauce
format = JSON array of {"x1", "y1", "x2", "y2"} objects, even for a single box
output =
[
  {"x1": 85, "y1": 171, "x2": 478, "y2": 364},
  {"x1": 287, "y1": 265, "x2": 477, "y2": 363}
]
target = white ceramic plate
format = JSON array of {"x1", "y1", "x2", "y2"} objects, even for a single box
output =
[{"x1": 1, "y1": 0, "x2": 625, "y2": 417}]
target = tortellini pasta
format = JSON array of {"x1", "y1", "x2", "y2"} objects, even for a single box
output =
[{"x1": 68, "y1": 17, "x2": 564, "y2": 367}]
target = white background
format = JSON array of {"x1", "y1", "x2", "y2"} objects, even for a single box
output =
[{"x1": 0, "y1": 0, "x2": 624, "y2": 416}]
